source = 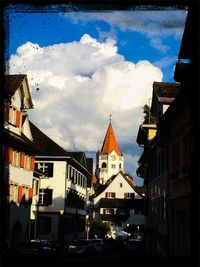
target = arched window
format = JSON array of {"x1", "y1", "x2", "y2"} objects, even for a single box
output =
[
  {"x1": 102, "y1": 162, "x2": 107, "y2": 168},
  {"x1": 119, "y1": 163, "x2": 122, "y2": 169}
]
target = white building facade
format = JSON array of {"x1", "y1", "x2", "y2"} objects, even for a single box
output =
[
  {"x1": 30, "y1": 122, "x2": 93, "y2": 241},
  {"x1": 4, "y1": 75, "x2": 37, "y2": 250}
]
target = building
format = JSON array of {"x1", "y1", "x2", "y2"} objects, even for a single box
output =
[
  {"x1": 136, "y1": 5, "x2": 199, "y2": 259},
  {"x1": 136, "y1": 82, "x2": 181, "y2": 256},
  {"x1": 30, "y1": 122, "x2": 93, "y2": 241},
  {"x1": 93, "y1": 171, "x2": 144, "y2": 238},
  {"x1": 3, "y1": 74, "x2": 38, "y2": 250},
  {"x1": 95, "y1": 119, "x2": 124, "y2": 184},
  {"x1": 92, "y1": 120, "x2": 144, "y2": 238}
]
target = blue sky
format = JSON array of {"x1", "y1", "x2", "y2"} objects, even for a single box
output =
[{"x1": 5, "y1": 5, "x2": 188, "y2": 185}]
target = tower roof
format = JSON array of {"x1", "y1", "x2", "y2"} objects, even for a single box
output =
[{"x1": 100, "y1": 122, "x2": 122, "y2": 155}]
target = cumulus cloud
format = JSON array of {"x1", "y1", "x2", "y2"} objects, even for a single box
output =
[{"x1": 8, "y1": 34, "x2": 162, "y2": 180}]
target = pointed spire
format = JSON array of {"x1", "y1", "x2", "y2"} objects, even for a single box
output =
[{"x1": 100, "y1": 119, "x2": 122, "y2": 155}]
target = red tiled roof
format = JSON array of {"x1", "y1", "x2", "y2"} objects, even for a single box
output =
[
  {"x1": 100, "y1": 122, "x2": 122, "y2": 155},
  {"x1": 92, "y1": 175, "x2": 97, "y2": 184}
]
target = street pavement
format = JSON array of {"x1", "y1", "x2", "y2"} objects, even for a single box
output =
[{"x1": 1, "y1": 241, "x2": 195, "y2": 267}]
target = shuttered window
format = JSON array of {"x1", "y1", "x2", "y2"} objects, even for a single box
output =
[
  {"x1": 29, "y1": 188, "x2": 33, "y2": 202},
  {"x1": 8, "y1": 147, "x2": 13, "y2": 164},
  {"x1": 20, "y1": 152, "x2": 25, "y2": 168},
  {"x1": 30, "y1": 157, "x2": 35, "y2": 171},
  {"x1": 16, "y1": 110, "x2": 21, "y2": 128},
  {"x1": 18, "y1": 186, "x2": 23, "y2": 203},
  {"x1": 9, "y1": 184, "x2": 18, "y2": 203}
]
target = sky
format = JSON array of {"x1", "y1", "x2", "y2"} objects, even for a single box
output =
[{"x1": 4, "y1": 4, "x2": 188, "y2": 186}]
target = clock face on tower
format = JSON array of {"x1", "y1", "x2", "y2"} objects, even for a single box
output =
[{"x1": 111, "y1": 155, "x2": 117, "y2": 161}]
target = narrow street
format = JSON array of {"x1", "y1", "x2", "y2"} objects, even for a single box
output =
[{"x1": 2, "y1": 243, "x2": 193, "y2": 267}]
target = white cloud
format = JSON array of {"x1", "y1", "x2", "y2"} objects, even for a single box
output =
[
  {"x1": 150, "y1": 37, "x2": 170, "y2": 53},
  {"x1": 153, "y1": 56, "x2": 177, "y2": 69},
  {"x1": 63, "y1": 10, "x2": 187, "y2": 52},
  {"x1": 8, "y1": 35, "x2": 162, "y2": 181}
]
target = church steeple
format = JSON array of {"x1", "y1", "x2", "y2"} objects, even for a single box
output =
[
  {"x1": 100, "y1": 120, "x2": 122, "y2": 156},
  {"x1": 96, "y1": 117, "x2": 124, "y2": 184}
]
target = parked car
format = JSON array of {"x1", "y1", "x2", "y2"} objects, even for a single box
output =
[
  {"x1": 14, "y1": 241, "x2": 45, "y2": 258},
  {"x1": 67, "y1": 239, "x2": 95, "y2": 256},
  {"x1": 90, "y1": 238, "x2": 104, "y2": 252},
  {"x1": 124, "y1": 238, "x2": 144, "y2": 254}
]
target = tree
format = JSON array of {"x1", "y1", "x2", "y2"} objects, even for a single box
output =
[
  {"x1": 89, "y1": 219, "x2": 110, "y2": 238},
  {"x1": 142, "y1": 104, "x2": 156, "y2": 124}
]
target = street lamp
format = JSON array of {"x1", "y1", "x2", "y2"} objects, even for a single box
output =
[
  {"x1": 59, "y1": 209, "x2": 64, "y2": 243},
  {"x1": 85, "y1": 214, "x2": 90, "y2": 240},
  {"x1": 137, "y1": 225, "x2": 140, "y2": 239}
]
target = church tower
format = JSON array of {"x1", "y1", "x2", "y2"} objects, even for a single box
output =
[{"x1": 96, "y1": 117, "x2": 124, "y2": 184}]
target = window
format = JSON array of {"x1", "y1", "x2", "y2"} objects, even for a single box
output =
[
  {"x1": 105, "y1": 192, "x2": 115, "y2": 198},
  {"x1": 24, "y1": 155, "x2": 31, "y2": 170},
  {"x1": 120, "y1": 183, "x2": 123, "y2": 188},
  {"x1": 13, "y1": 150, "x2": 21, "y2": 167},
  {"x1": 9, "y1": 184, "x2": 18, "y2": 203},
  {"x1": 119, "y1": 163, "x2": 122, "y2": 169},
  {"x1": 23, "y1": 186, "x2": 29, "y2": 203},
  {"x1": 116, "y1": 208, "x2": 128, "y2": 215},
  {"x1": 17, "y1": 185, "x2": 31, "y2": 204},
  {"x1": 102, "y1": 162, "x2": 107, "y2": 168},
  {"x1": 103, "y1": 208, "x2": 114, "y2": 214},
  {"x1": 9, "y1": 106, "x2": 16, "y2": 125},
  {"x1": 70, "y1": 167, "x2": 74, "y2": 182},
  {"x1": 37, "y1": 216, "x2": 52, "y2": 234},
  {"x1": 78, "y1": 173, "x2": 81, "y2": 186},
  {"x1": 83, "y1": 177, "x2": 87, "y2": 188},
  {"x1": 100, "y1": 155, "x2": 107, "y2": 160},
  {"x1": 35, "y1": 162, "x2": 54, "y2": 177},
  {"x1": 38, "y1": 189, "x2": 53, "y2": 206},
  {"x1": 9, "y1": 106, "x2": 21, "y2": 128},
  {"x1": 124, "y1": 193, "x2": 135, "y2": 199},
  {"x1": 111, "y1": 164, "x2": 116, "y2": 169},
  {"x1": 32, "y1": 179, "x2": 39, "y2": 196}
]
